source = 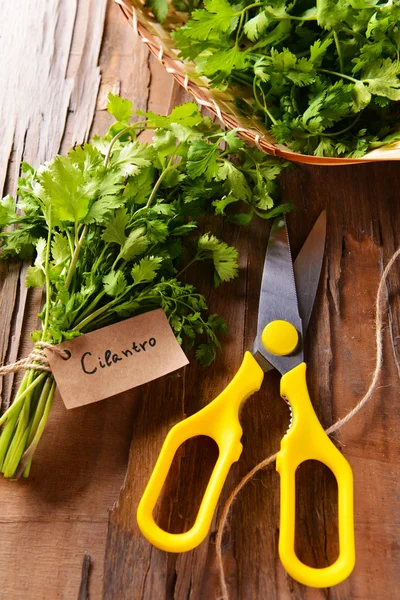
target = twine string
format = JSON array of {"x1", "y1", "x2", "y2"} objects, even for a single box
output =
[
  {"x1": 0, "y1": 342, "x2": 69, "y2": 375},
  {"x1": 215, "y1": 246, "x2": 400, "y2": 600}
]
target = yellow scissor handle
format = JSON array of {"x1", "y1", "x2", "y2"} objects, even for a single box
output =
[
  {"x1": 137, "y1": 352, "x2": 264, "y2": 552},
  {"x1": 276, "y1": 363, "x2": 355, "y2": 588}
]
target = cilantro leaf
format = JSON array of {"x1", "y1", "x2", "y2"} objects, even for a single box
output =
[
  {"x1": 195, "y1": 343, "x2": 216, "y2": 366},
  {"x1": 352, "y1": 81, "x2": 372, "y2": 111},
  {"x1": 39, "y1": 156, "x2": 89, "y2": 224},
  {"x1": 25, "y1": 238, "x2": 47, "y2": 288},
  {"x1": 26, "y1": 266, "x2": 46, "y2": 288},
  {"x1": 0, "y1": 195, "x2": 16, "y2": 228},
  {"x1": 108, "y1": 142, "x2": 154, "y2": 177},
  {"x1": 120, "y1": 226, "x2": 150, "y2": 260},
  {"x1": 270, "y1": 49, "x2": 316, "y2": 87},
  {"x1": 124, "y1": 168, "x2": 156, "y2": 205},
  {"x1": 137, "y1": 102, "x2": 203, "y2": 128},
  {"x1": 180, "y1": 0, "x2": 239, "y2": 41},
  {"x1": 34, "y1": 238, "x2": 47, "y2": 270},
  {"x1": 316, "y1": 0, "x2": 351, "y2": 29},
  {"x1": 107, "y1": 93, "x2": 133, "y2": 124},
  {"x1": 212, "y1": 193, "x2": 239, "y2": 215},
  {"x1": 222, "y1": 129, "x2": 244, "y2": 152},
  {"x1": 187, "y1": 141, "x2": 219, "y2": 180},
  {"x1": 69, "y1": 144, "x2": 103, "y2": 174},
  {"x1": 83, "y1": 194, "x2": 126, "y2": 224},
  {"x1": 228, "y1": 211, "x2": 254, "y2": 225},
  {"x1": 101, "y1": 208, "x2": 129, "y2": 246},
  {"x1": 216, "y1": 161, "x2": 251, "y2": 200},
  {"x1": 51, "y1": 233, "x2": 70, "y2": 266},
  {"x1": 146, "y1": 0, "x2": 169, "y2": 23},
  {"x1": 309, "y1": 38, "x2": 334, "y2": 66},
  {"x1": 169, "y1": 222, "x2": 198, "y2": 236},
  {"x1": 131, "y1": 256, "x2": 163, "y2": 284},
  {"x1": 244, "y1": 11, "x2": 269, "y2": 42},
  {"x1": 361, "y1": 58, "x2": 400, "y2": 101},
  {"x1": 103, "y1": 270, "x2": 127, "y2": 297},
  {"x1": 202, "y1": 45, "x2": 247, "y2": 76},
  {"x1": 196, "y1": 233, "x2": 239, "y2": 286}
]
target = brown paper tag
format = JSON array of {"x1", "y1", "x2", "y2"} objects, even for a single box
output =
[{"x1": 45, "y1": 309, "x2": 188, "y2": 409}]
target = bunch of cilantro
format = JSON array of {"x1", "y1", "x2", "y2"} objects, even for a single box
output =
[
  {"x1": 0, "y1": 95, "x2": 288, "y2": 478},
  {"x1": 152, "y1": 0, "x2": 400, "y2": 157}
]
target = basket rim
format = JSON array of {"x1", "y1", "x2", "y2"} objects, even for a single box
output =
[{"x1": 116, "y1": 0, "x2": 400, "y2": 166}]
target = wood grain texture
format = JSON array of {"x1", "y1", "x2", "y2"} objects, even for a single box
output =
[
  {"x1": 103, "y1": 159, "x2": 400, "y2": 598},
  {"x1": 0, "y1": 2, "x2": 399, "y2": 599},
  {"x1": 0, "y1": 2, "x2": 134, "y2": 599}
]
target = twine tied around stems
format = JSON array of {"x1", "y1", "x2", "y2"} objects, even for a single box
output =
[
  {"x1": 215, "y1": 246, "x2": 400, "y2": 600},
  {"x1": 0, "y1": 342, "x2": 69, "y2": 375}
]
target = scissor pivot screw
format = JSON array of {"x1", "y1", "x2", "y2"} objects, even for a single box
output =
[{"x1": 262, "y1": 320, "x2": 299, "y2": 356}]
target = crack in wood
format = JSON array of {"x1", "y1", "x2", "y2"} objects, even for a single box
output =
[{"x1": 77, "y1": 552, "x2": 91, "y2": 600}]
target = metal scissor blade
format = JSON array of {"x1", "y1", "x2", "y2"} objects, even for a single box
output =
[
  {"x1": 254, "y1": 217, "x2": 303, "y2": 375},
  {"x1": 293, "y1": 210, "x2": 327, "y2": 335}
]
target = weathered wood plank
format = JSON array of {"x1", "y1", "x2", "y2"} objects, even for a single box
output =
[
  {"x1": 103, "y1": 151, "x2": 400, "y2": 599},
  {"x1": 0, "y1": 2, "x2": 138, "y2": 599},
  {"x1": 0, "y1": 0, "x2": 77, "y2": 411}
]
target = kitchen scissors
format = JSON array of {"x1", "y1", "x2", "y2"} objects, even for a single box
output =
[{"x1": 137, "y1": 211, "x2": 355, "y2": 588}]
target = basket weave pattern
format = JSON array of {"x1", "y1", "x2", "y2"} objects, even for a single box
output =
[{"x1": 117, "y1": 0, "x2": 400, "y2": 166}]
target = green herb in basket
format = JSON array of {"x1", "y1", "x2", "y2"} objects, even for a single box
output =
[
  {"x1": 161, "y1": 0, "x2": 400, "y2": 158},
  {"x1": 0, "y1": 95, "x2": 289, "y2": 479}
]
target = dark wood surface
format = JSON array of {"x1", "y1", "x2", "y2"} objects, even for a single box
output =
[{"x1": 0, "y1": 2, "x2": 399, "y2": 599}]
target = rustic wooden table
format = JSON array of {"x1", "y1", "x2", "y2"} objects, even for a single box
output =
[{"x1": 0, "y1": 1, "x2": 399, "y2": 599}]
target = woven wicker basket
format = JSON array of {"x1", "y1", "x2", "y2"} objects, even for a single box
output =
[{"x1": 117, "y1": 0, "x2": 400, "y2": 166}]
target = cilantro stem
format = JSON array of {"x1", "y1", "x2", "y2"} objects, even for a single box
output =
[
  {"x1": 283, "y1": 15, "x2": 316, "y2": 21},
  {"x1": 238, "y1": 2, "x2": 261, "y2": 15},
  {"x1": 75, "y1": 282, "x2": 204, "y2": 332},
  {"x1": 64, "y1": 224, "x2": 88, "y2": 290},
  {"x1": 0, "y1": 372, "x2": 47, "y2": 427},
  {"x1": 231, "y1": 72, "x2": 255, "y2": 86},
  {"x1": 333, "y1": 31, "x2": 344, "y2": 73},
  {"x1": 317, "y1": 113, "x2": 362, "y2": 138},
  {"x1": 41, "y1": 221, "x2": 53, "y2": 340},
  {"x1": 112, "y1": 256, "x2": 126, "y2": 272},
  {"x1": 253, "y1": 79, "x2": 277, "y2": 125},
  {"x1": 104, "y1": 127, "x2": 131, "y2": 168},
  {"x1": 239, "y1": 4, "x2": 316, "y2": 21},
  {"x1": 84, "y1": 313, "x2": 114, "y2": 331},
  {"x1": 91, "y1": 243, "x2": 110, "y2": 273},
  {"x1": 24, "y1": 375, "x2": 53, "y2": 448},
  {"x1": 165, "y1": 296, "x2": 209, "y2": 329},
  {"x1": 74, "y1": 279, "x2": 160, "y2": 331},
  {"x1": 73, "y1": 297, "x2": 119, "y2": 331},
  {"x1": 176, "y1": 256, "x2": 198, "y2": 277},
  {"x1": 77, "y1": 256, "x2": 125, "y2": 328},
  {"x1": 0, "y1": 371, "x2": 31, "y2": 468},
  {"x1": 16, "y1": 379, "x2": 56, "y2": 478},
  {"x1": 104, "y1": 121, "x2": 151, "y2": 168},
  {"x1": 236, "y1": 13, "x2": 245, "y2": 44},
  {"x1": 3, "y1": 429, "x2": 30, "y2": 477},
  {"x1": 342, "y1": 27, "x2": 366, "y2": 43},
  {"x1": 73, "y1": 290, "x2": 106, "y2": 325},
  {"x1": 146, "y1": 163, "x2": 180, "y2": 209},
  {"x1": 66, "y1": 230, "x2": 74, "y2": 255},
  {"x1": 318, "y1": 68, "x2": 360, "y2": 84}
]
